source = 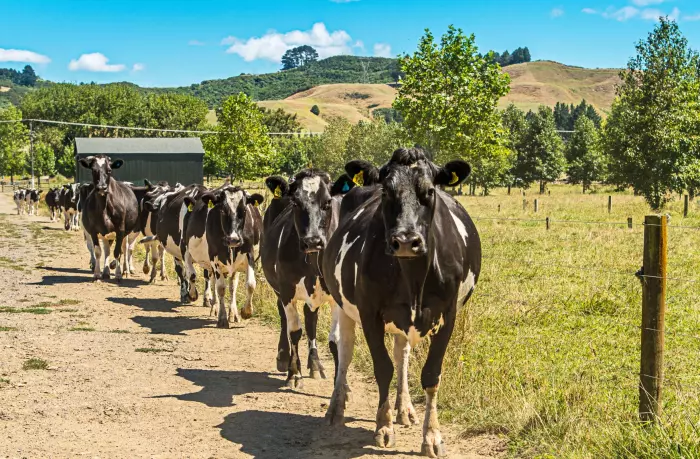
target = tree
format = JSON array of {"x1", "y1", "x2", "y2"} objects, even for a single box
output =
[
  {"x1": 0, "y1": 105, "x2": 28, "y2": 182},
  {"x1": 259, "y1": 107, "x2": 302, "y2": 133},
  {"x1": 603, "y1": 18, "x2": 700, "y2": 209},
  {"x1": 33, "y1": 142, "x2": 56, "y2": 186},
  {"x1": 310, "y1": 105, "x2": 320, "y2": 116},
  {"x1": 501, "y1": 104, "x2": 528, "y2": 190},
  {"x1": 19, "y1": 65, "x2": 37, "y2": 86},
  {"x1": 207, "y1": 93, "x2": 277, "y2": 180},
  {"x1": 566, "y1": 117, "x2": 605, "y2": 192},
  {"x1": 281, "y1": 46, "x2": 319, "y2": 70},
  {"x1": 394, "y1": 25, "x2": 511, "y2": 184},
  {"x1": 308, "y1": 117, "x2": 352, "y2": 177},
  {"x1": 520, "y1": 105, "x2": 566, "y2": 193},
  {"x1": 345, "y1": 120, "x2": 412, "y2": 167},
  {"x1": 274, "y1": 135, "x2": 320, "y2": 176}
]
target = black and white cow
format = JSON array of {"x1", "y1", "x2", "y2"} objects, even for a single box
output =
[
  {"x1": 25, "y1": 189, "x2": 43, "y2": 216},
  {"x1": 322, "y1": 148, "x2": 481, "y2": 457},
  {"x1": 79, "y1": 155, "x2": 139, "y2": 281},
  {"x1": 183, "y1": 185, "x2": 264, "y2": 327},
  {"x1": 260, "y1": 170, "x2": 354, "y2": 388},
  {"x1": 59, "y1": 183, "x2": 80, "y2": 231},
  {"x1": 45, "y1": 188, "x2": 61, "y2": 221},
  {"x1": 13, "y1": 189, "x2": 27, "y2": 215},
  {"x1": 137, "y1": 180, "x2": 179, "y2": 282}
]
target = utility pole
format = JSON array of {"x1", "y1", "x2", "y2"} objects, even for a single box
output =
[{"x1": 30, "y1": 121, "x2": 35, "y2": 189}]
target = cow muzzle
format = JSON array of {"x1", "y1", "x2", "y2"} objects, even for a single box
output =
[
  {"x1": 301, "y1": 235, "x2": 325, "y2": 253},
  {"x1": 389, "y1": 231, "x2": 426, "y2": 258},
  {"x1": 225, "y1": 235, "x2": 242, "y2": 248}
]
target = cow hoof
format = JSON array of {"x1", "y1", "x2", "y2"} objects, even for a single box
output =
[
  {"x1": 309, "y1": 368, "x2": 326, "y2": 380},
  {"x1": 216, "y1": 319, "x2": 229, "y2": 329},
  {"x1": 421, "y1": 441, "x2": 446, "y2": 458},
  {"x1": 240, "y1": 307, "x2": 253, "y2": 320},
  {"x1": 395, "y1": 401, "x2": 418, "y2": 425},
  {"x1": 102, "y1": 272, "x2": 111, "y2": 280},
  {"x1": 142, "y1": 265, "x2": 150, "y2": 275},
  {"x1": 89, "y1": 262, "x2": 95, "y2": 271},
  {"x1": 374, "y1": 427, "x2": 395, "y2": 448},
  {"x1": 161, "y1": 275, "x2": 168, "y2": 281},
  {"x1": 188, "y1": 287, "x2": 199, "y2": 302},
  {"x1": 285, "y1": 376, "x2": 303, "y2": 390},
  {"x1": 109, "y1": 260, "x2": 117, "y2": 270},
  {"x1": 276, "y1": 357, "x2": 290, "y2": 373}
]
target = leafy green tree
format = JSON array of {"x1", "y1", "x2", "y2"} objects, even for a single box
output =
[
  {"x1": 520, "y1": 105, "x2": 566, "y2": 193},
  {"x1": 603, "y1": 18, "x2": 700, "y2": 209},
  {"x1": 501, "y1": 104, "x2": 528, "y2": 191},
  {"x1": 259, "y1": 107, "x2": 302, "y2": 133},
  {"x1": 19, "y1": 65, "x2": 38, "y2": 87},
  {"x1": 345, "y1": 120, "x2": 412, "y2": 167},
  {"x1": 394, "y1": 25, "x2": 510, "y2": 185},
  {"x1": 274, "y1": 135, "x2": 320, "y2": 176},
  {"x1": 0, "y1": 105, "x2": 28, "y2": 182},
  {"x1": 566, "y1": 116, "x2": 605, "y2": 193},
  {"x1": 310, "y1": 105, "x2": 320, "y2": 116},
  {"x1": 281, "y1": 46, "x2": 319, "y2": 70},
  {"x1": 33, "y1": 142, "x2": 56, "y2": 186},
  {"x1": 208, "y1": 93, "x2": 276, "y2": 180},
  {"x1": 308, "y1": 117, "x2": 352, "y2": 177},
  {"x1": 142, "y1": 93, "x2": 209, "y2": 136}
]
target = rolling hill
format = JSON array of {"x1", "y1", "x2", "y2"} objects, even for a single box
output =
[{"x1": 249, "y1": 61, "x2": 621, "y2": 131}]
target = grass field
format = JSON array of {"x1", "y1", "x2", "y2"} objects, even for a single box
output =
[{"x1": 130, "y1": 183, "x2": 699, "y2": 457}]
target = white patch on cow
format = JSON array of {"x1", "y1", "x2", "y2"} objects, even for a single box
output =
[
  {"x1": 223, "y1": 190, "x2": 245, "y2": 240},
  {"x1": 301, "y1": 176, "x2": 321, "y2": 194},
  {"x1": 353, "y1": 262, "x2": 358, "y2": 286},
  {"x1": 450, "y1": 210, "x2": 468, "y2": 245},
  {"x1": 277, "y1": 225, "x2": 285, "y2": 249},
  {"x1": 360, "y1": 240, "x2": 365, "y2": 253},
  {"x1": 274, "y1": 263, "x2": 277, "y2": 273},
  {"x1": 177, "y1": 202, "x2": 188, "y2": 240},
  {"x1": 385, "y1": 323, "x2": 426, "y2": 347},
  {"x1": 353, "y1": 207, "x2": 365, "y2": 220},
  {"x1": 433, "y1": 249, "x2": 443, "y2": 283},
  {"x1": 457, "y1": 269, "x2": 476, "y2": 305},
  {"x1": 95, "y1": 157, "x2": 106, "y2": 167},
  {"x1": 334, "y1": 232, "x2": 361, "y2": 324},
  {"x1": 309, "y1": 338, "x2": 317, "y2": 350},
  {"x1": 292, "y1": 276, "x2": 331, "y2": 311}
]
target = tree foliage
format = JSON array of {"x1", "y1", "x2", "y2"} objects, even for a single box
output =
[
  {"x1": 553, "y1": 100, "x2": 602, "y2": 131},
  {"x1": 258, "y1": 107, "x2": 302, "y2": 133},
  {"x1": 566, "y1": 116, "x2": 605, "y2": 192},
  {"x1": 281, "y1": 46, "x2": 319, "y2": 70},
  {"x1": 394, "y1": 26, "x2": 511, "y2": 194},
  {"x1": 0, "y1": 65, "x2": 38, "y2": 87},
  {"x1": 518, "y1": 106, "x2": 566, "y2": 192},
  {"x1": 489, "y1": 47, "x2": 531, "y2": 67},
  {"x1": 603, "y1": 18, "x2": 700, "y2": 209},
  {"x1": 0, "y1": 105, "x2": 28, "y2": 180}
]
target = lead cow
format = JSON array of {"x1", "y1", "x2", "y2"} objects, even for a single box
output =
[{"x1": 322, "y1": 148, "x2": 481, "y2": 457}]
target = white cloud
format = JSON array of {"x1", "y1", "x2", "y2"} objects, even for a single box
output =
[
  {"x1": 683, "y1": 13, "x2": 700, "y2": 21},
  {"x1": 631, "y1": 0, "x2": 666, "y2": 6},
  {"x1": 373, "y1": 43, "x2": 392, "y2": 58},
  {"x1": 551, "y1": 8, "x2": 564, "y2": 18},
  {"x1": 222, "y1": 23, "x2": 354, "y2": 62},
  {"x1": 330, "y1": 0, "x2": 359, "y2": 3},
  {"x1": 582, "y1": 7, "x2": 598, "y2": 14},
  {"x1": 602, "y1": 6, "x2": 640, "y2": 21},
  {"x1": 188, "y1": 40, "x2": 205, "y2": 46},
  {"x1": 132, "y1": 63, "x2": 145, "y2": 72},
  {"x1": 640, "y1": 6, "x2": 679, "y2": 20},
  {"x1": 353, "y1": 40, "x2": 365, "y2": 51},
  {"x1": 0, "y1": 48, "x2": 51, "y2": 64},
  {"x1": 68, "y1": 53, "x2": 126, "y2": 72}
]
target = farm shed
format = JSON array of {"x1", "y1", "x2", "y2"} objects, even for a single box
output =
[{"x1": 74, "y1": 138, "x2": 204, "y2": 185}]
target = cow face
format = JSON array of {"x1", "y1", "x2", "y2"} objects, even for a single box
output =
[
  {"x1": 266, "y1": 170, "x2": 333, "y2": 253},
  {"x1": 78, "y1": 155, "x2": 124, "y2": 195},
  {"x1": 346, "y1": 148, "x2": 470, "y2": 258},
  {"x1": 200, "y1": 187, "x2": 264, "y2": 248}
]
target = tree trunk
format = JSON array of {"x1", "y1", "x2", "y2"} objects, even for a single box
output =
[
  {"x1": 507, "y1": 185, "x2": 511, "y2": 195},
  {"x1": 689, "y1": 188, "x2": 696, "y2": 201},
  {"x1": 539, "y1": 181, "x2": 546, "y2": 194}
]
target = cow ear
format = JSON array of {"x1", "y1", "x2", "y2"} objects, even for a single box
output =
[
  {"x1": 265, "y1": 176, "x2": 288, "y2": 199},
  {"x1": 78, "y1": 157, "x2": 93, "y2": 169},
  {"x1": 247, "y1": 193, "x2": 265, "y2": 208},
  {"x1": 330, "y1": 174, "x2": 355, "y2": 196},
  {"x1": 345, "y1": 160, "x2": 379, "y2": 187},
  {"x1": 434, "y1": 160, "x2": 471, "y2": 187},
  {"x1": 111, "y1": 159, "x2": 124, "y2": 169},
  {"x1": 38, "y1": 190, "x2": 43, "y2": 195},
  {"x1": 201, "y1": 192, "x2": 221, "y2": 209},
  {"x1": 63, "y1": 184, "x2": 70, "y2": 189},
  {"x1": 144, "y1": 179, "x2": 153, "y2": 190},
  {"x1": 183, "y1": 196, "x2": 196, "y2": 212}
]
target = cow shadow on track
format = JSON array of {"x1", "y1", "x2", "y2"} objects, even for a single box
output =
[
  {"x1": 156, "y1": 368, "x2": 327, "y2": 408},
  {"x1": 131, "y1": 315, "x2": 213, "y2": 335},
  {"x1": 218, "y1": 410, "x2": 416, "y2": 458},
  {"x1": 37, "y1": 266, "x2": 89, "y2": 275},
  {"x1": 108, "y1": 296, "x2": 179, "y2": 312}
]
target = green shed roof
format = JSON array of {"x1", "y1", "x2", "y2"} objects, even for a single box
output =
[{"x1": 74, "y1": 137, "x2": 204, "y2": 156}]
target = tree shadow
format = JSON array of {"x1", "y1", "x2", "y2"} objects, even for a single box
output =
[
  {"x1": 108, "y1": 296, "x2": 179, "y2": 312},
  {"x1": 217, "y1": 410, "x2": 416, "y2": 459},
  {"x1": 131, "y1": 315, "x2": 213, "y2": 335},
  {"x1": 40, "y1": 226, "x2": 65, "y2": 231}
]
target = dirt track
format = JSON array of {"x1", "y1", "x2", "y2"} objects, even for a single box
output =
[{"x1": 0, "y1": 192, "x2": 504, "y2": 458}]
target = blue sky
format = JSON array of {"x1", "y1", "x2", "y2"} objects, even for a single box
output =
[{"x1": 1, "y1": 0, "x2": 699, "y2": 88}]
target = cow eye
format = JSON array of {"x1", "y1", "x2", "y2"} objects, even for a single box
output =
[
  {"x1": 427, "y1": 188, "x2": 435, "y2": 198},
  {"x1": 322, "y1": 200, "x2": 331, "y2": 211}
]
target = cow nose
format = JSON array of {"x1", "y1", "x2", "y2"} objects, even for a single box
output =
[
  {"x1": 390, "y1": 232, "x2": 425, "y2": 257},
  {"x1": 302, "y1": 236, "x2": 324, "y2": 253},
  {"x1": 225, "y1": 235, "x2": 242, "y2": 247}
]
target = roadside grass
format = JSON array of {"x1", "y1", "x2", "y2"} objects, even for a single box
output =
[
  {"x1": 68, "y1": 326, "x2": 95, "y2": 332},
  {"x1": 0, "y1": 256, "x2": 26, "y2": 271},
  {"x1": 0, "y1": 378, "x2": 9, "y2": 386},
  {"x1": 135, "y1": 347, "x2": 170, "y2": 353},
  {"x1": 0, "y1": 326, "x2": 17, "y2": 332},
  {"x1": 0, "y1": 306, "x2": 51, "y2": 314},
  {"x1": 23, "y1": 358, "x2": 49, "y2": 370},
  {"x1": 109, "y1": 329, "x2": 131, "y2": 334}
]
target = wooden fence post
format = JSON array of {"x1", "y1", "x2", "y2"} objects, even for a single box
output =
[
  {"x1": 628, "y1": 217, "x2": 633, "y2": 229},
  {"x1": 684, "y1": 195, "x2": 689, "y2": 218},
  {"x1": 522, "y1": 199, "x2": 527, "y2": 211},
  {"x1": 498, "y1": 204, "x2": 501, "y2": 213},
  {"x1": 608, "y1": 196, "x2": 612, "y2": 214},
  {"x1": 534, "y1": 199, "x2": 539, "y2": 213},
  {"x1": 639, "y1": 214, "x2": 667, "y2": 423},
  {"x1": 546, "y1": 217, "x2": 550, "y2": 230}
]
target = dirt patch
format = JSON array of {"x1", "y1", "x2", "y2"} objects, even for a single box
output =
[{"x1": 0, "y1": 192, "x2": 505, "y2": 458}]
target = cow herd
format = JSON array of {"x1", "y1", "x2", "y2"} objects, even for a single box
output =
[{"x1": 14, "y1": 147, "x2": 482, "y2": 458}]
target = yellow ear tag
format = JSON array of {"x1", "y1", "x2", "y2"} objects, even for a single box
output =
[
  {"x1": 352, "y1": 171, "x2": 364, "y2": 187},
  {"x1": 254, "y1": 201, "x2": 259, "y2": 207},
  {"x1": 207, "y1": 201, "x2": 215, "y2": 209},
  {"x1": 273, "y1": 186, "x2": 282, "y2": 198},
  {"x1": 449, "y1": 171, "x2": 460, "y2": 185},
  {"x1": 187, "y1": 203, "x2": 194, "y2": 212}
]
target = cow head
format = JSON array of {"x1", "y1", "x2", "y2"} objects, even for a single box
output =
[
  {"x1": 346, "y1": 147, "x2": 470, "y2": 258},
  {"x1": 196, "y1": 186, "x2": 264, "y2": 248},
  {"x1": 78, "y1": 155, "x2": 124, "y2": 195},
  {"x1": 266, "y1": 169, "x2": 336, "y2": 253}
]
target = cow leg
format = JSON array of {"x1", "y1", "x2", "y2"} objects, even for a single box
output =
[
  {"x1": 103, "y1": 239, "x2": 113, "y2": 279},
  {"x1": 127, "y1": 233, "x2": 138, "y2": 275},
  {"x1": 84, "y1": 230, "x2": 96, "y2": 271},
  {"x1": 325, "y1": 307, "x2": 356, "y2": 425},
  {"x1": 159, "y1": 245, "x2": 168, "y2": 281},
  {"x1": 74, "y1": 212, "x2": 81, "y2": 231},
  {"x1": 174, "y1": 259, "x2": 189, "y2": 303},
  {"x1": 63, "y1": 212, "x2": 70, "y2": 231},
  {"x1": 364, "y1": 314, "x2": 395, "y2": 448},
  {"x1": 276, "y1": 298, "x2": 290, "y2": 372},
  {"x1": 227, "y1": 272, "x2": 241, "y2": 323},
  {"x1": 92, "y1": 235, "x2": 102, "y2": 281},
  {"x1": 328, "y1": 302, "x2": 351, "y2": 401},
  {"x1": 114, "y1": 233, "x2": 125, "y2": 282},
  {"x1": 143, "y1": 243, "x2": 152, "y2": 275},
  {"x1": 148, "y1": 243, "x2": 160, "y2": 283},
  {"x1": 240, "y1": 252, "x2": 255, "y2": 319},
  {"x1": 213, "y1": 267, "x2": 229, "y2": 328},
  {"x1": 420, "y1": 308, "x2": 456, "y2": 458},
  {"x1": 203, "y1": 269, "x2": 215, "y2": 310},
  {"x1": 304, "y1": 304, "x2": 325, "y2": 379},
  {"x1": 185, "y1": 254, "x2": 199, "y2": 303},
  {"x1": 394, "y1": 334, "x2": 418, "y2": 425},
  {"x1": 283, "y1": 300, "x2": 303, "y2": 389}
]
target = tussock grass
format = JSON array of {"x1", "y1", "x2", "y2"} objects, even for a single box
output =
[
  {"x1": 23, "y1": 358, "x2": 48, "y2": 370},
  {"x1": 0, "y1": 326, "x2": 17, "y2": 332},
  {"x1": 68, "y1": 326, "x2": 95, "y2": 332},
  {"x1": 109, "y1": 329, "x2": 131, "y2": 334},
  {"x1": 135, "y1": 348, "x2": 170, "y2": 353},
  {"x1": 0, "y1": 306, "x2": 51, "y2": 314}
]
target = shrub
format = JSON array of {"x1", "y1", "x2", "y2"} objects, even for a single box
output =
[{"x1": 310, "y1": 104, "x2": 321, "y2": 116}]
